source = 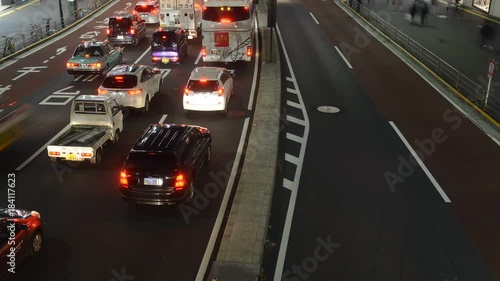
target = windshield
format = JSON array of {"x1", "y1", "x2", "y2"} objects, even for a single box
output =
[
  {"x1": 152, "y1": 33, "x2": 177, "y2": 47},
  {"x1": 188, "y1": 80, "x2": 219, "y2": 92},
  {"x1": 126, "y1": 152, "x2": 178, "y2": 170},
  {"x1": 73, "y1": 45, "x2": 103, "y2": 57},
  {"x1": 102, "y1": 75, "x2": 138, "y2": 88},
  {"x1": 202, "y1": 6, "x2": 250, "y2": 22},
  {"x1": 109, "y1": 18, "x2": 132, "y2": 29}
]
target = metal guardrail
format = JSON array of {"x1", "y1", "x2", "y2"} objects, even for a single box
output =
[
  {"x1": 0, "y1": 0, "x2": 105, "y2": 61},
  {"x1": 346, "y1": 1, "x2": 500, "y2": 123}
]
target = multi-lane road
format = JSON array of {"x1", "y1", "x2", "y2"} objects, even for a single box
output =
[{"x1": 0, "y1": 1, "x2": 258, "y2": 280}]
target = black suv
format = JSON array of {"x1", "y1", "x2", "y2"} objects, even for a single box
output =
[
  {"x1": 120, "y1": 124, "x2": 212, "y2": 205},
  {"x1": 151, "y1": 27, "x2": 188, "y2": 65},
  {"x1": 107, "y1": 13, "x2": 147, "y2": 46}
]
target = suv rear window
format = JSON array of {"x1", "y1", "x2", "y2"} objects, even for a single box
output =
[
  {"x1": 102, "y1": 75, "x2": 138, "y2": 88},
  {"x1": 187, "y1": 80, "x2": 219, "y2": 92},
  {"x1": 126, "y1": 152, "x2": 178, "y2": 169},
  {"x1": 152, "y1": 32, "x2": 177, "y2": 47},
  {"x1": 135, "y1": 5, "x2": 156, "y2": 12},
  {"x1": 73, "y1": 46, "x2": 103, "y2": 57},
  {"x1": 109, "y1": 18, "x2": 132, "y2": 29}
]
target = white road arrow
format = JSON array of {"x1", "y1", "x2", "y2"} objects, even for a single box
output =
[{"x1": 56, "y1": 46, "x2": 67, "y2": 56}]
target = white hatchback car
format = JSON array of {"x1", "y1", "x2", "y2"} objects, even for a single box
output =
[
  {"x1": 183, "y1": 67, "x2": 234, "y2": 114},
  {"x1": 98, "y1": 64, "x2": 163, "y2": 113}
]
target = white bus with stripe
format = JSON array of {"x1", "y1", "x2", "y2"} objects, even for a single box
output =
[{"x1": 201, "y1": 0, "x2": 255, "y2": 62}]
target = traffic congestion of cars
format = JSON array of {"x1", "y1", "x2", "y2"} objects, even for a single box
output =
[{"x1": 0, "y1": 0, "x2": 253, "y2": 278}]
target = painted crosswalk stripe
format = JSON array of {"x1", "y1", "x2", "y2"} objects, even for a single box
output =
[
  {"x1": 87, "y1": 74, "x2": 100, "y2": 82},
  {"x1": 286, "y1": 77, "x2": 293, "y2": 82},
  {"x1": 283, "y1": 178, "x2": 295, "y2": 191},
  {"x1": 286, "y1": 88, "x2": 298, "y2": 94},
  {"x1": 287, "y1": 115, "x2": 306, "y2": 126},
  {"x1": 287, "y1": 100, "x2": 301, "y2": 109},
  {"x1": 73, "y1": 75, "x2": 83, "y2": 81}
]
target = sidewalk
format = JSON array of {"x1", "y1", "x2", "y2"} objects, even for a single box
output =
[{"x1": 365, "y1": 0, "x2": 500, "y2": 98}]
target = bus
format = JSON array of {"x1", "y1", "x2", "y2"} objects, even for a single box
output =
[{"x1": 201, "y1": 0, "x2": 255, "y2": 62}]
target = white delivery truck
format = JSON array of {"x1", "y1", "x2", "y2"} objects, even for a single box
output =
[
  {"x1": 47, "y1": 95, "x2": 124, "y2": 165},
  {"x1": 159, "y1": 0, "x2": 203, "y2": 39}
]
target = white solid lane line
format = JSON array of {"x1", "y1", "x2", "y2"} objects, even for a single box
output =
[
  {"x1": 334, "y1": 45, "x2": 353, "y2": 69},
  {"x1": 309, "y1": 12, "x2": 320, "y2": 24},
  {"x1": 15, "y1": 123, "x2": 72, "y2": 171},
  {"x1": 134, "y1": 46, "x2": 152, "y2": 64},
  {"x1": 194, "y1": 50, "x2": 202, "y2": 65},
  {"x1": 389, "y1": 121, "x2": 451, "y2": 203}
]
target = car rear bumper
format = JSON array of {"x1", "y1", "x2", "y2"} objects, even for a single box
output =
[
  {"x1": 183, "y1": 96, "x2": 226, "y2": 111},
  {"x1": 108, "y1": 36, "x2": 136, "y2": 45},
  {"x1": 120, "y1": 188, "x2": 189, "y2": 205}
]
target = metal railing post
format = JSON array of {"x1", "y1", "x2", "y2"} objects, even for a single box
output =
[
  {"x1": 436, "y1": 58, "x2": 440, "y2": 74},
  {"x1": 405, "y1": 35, "x2": 409, "y2": 50},
  {"x1": 456, "y1": 72, "x2": 460, "y2": 88}
]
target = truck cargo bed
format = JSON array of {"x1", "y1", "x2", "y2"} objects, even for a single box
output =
[{"x1": 52, "y1": 126, "x2": 110, "y2": 147}]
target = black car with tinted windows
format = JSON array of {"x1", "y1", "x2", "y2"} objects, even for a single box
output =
[
  {"x1": 107, "y1": 12, "x2": 147, "y2": 46},
  {"x1": 151, "y1": 27, "x2": 188, "y2": 65},
  {"x1": 119, "y1": 123, "x2": 212, "y2": 205}
]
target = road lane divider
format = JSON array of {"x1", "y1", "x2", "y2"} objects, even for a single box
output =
[
  {"x1": 334, "y1": 45, "x2": 353, "y2": 69},
  {"x1": 389, "y1": 121, "x2": 451, "y2": 203},
  {"x1": 134, "y1": 46, "x2": 152, "y2": 64},
  {"x1": 15, "y1": 123, "x2": 72, "y2": 171},
  {"x1": 158, "y1": 114, "x2": 168, "y2": 124},
  {"x1": 310, "y1": 12, "x2": 320, "y2": 24},
  {"x1": 194, "y1": 51, "x2": 202, "y2": 65}
]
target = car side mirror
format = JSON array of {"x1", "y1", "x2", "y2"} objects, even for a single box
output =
[{"x1": 19, "y1": 224, "x2": 29, "y2": 231}]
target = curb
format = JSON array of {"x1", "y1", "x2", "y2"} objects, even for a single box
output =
[{"x1": 205, "y1": 2, "x2": 281, "y2": 281}]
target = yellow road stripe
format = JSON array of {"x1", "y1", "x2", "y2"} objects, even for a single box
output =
[
  {"x1": 0, "y1": 0, "x2": 40, "y2": 18},
  {"x1": 341, "y1": 1, "x2": 500, "y2": 128}
]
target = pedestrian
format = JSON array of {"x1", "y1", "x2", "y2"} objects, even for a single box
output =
[
  {"x1": 420, "y1": 1, "x2": 429, "y2": 26},
  {"x1": 480, "y1": 20, "x2": 495, "y2": 49},
  {"x1": 409, "y1": 1, "x2": 418, "y2": 23}
]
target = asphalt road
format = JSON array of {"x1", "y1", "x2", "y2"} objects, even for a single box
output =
[
  {"x1": 264, "y1": 0, "x2": 500, "y2": 280},
  {"x1": 0, "y1": 0, "x2": 258, "y2": 279},
  {"x1": 0, "y1": 0, "x2": 91, "y2": 37}
]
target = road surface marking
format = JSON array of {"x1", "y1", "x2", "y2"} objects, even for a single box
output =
[
  {"x1": 389, "y1": 121, "x2": 451, "y2": 203},
  {"x1": 286, "y1": 88, "x2": 298, "y2": 94},
  {"x1": 287, "y1": 115, "x2": 306, "y2": 126},
  {"x1": 15, "y1": 123, "x2": 72, "y2": 171},
  {"x1": 286, "y1": 132, "x2": 303, "y2": 143},
  {"x1": 73, "y1": 75, "x2": 83, "y2": 81},
  {"x1": 43, "y1": 60, "x2": 49, "y2": 63},
  {"x1": 134, "y1": 46, "x2": 152, "y2": 64},
  {"x1": 334, "y1": 45, "x2": 353, "y2": 69},
  {"x1": 309, "y1": 12, "x2": 320, "y2": 24},
  {"x1": 161, "y1": 69, "x2": 171, "y2": 79},
  {"x1": 158, "y1": 114, "x2": 168, "y2": 124},
  {"x1": 285, "y1": 153, "x2": 300, "y2": 165},
  {"x1": 195, "y1": 17, "x2": 261, "y2": 281},
  {"x1": 86, "y1": 74, "x2": 100, "y2": 82},
  {"x1": 287, "y1": 100, "x2": 302, "y2": 109},
  {"x1": 194, "y1": 50, "x2": 202, "y2": 65},
  {"x1": 273, "y1": 23, "x2": 310, "y2": 281},
  {"x1": 286, "y1": 77, "x2": 293, "y2": 82},
  {"x1": 0, "y1": 0, "x2": 40, "y2": 18}
]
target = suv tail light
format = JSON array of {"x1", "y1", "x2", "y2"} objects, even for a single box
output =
[
  {"x1": 128, "y1": 89, "x2": 142, "y2": 95},
  {"x1": 217, "y1": 88, "x2": 224, "y2": 96},
  {"x1": 66, "y1": 63, "x2": 79, "y2": 68},
  {"x1": 120, "y1": 171, "x2": 129, "y2": 187},
  {"x1": 246, "y1": 46, "x2": 252, "y2": 57},
  {"x1": 130, "y1": 28, "x2": 136, "y2": 35},
  {"x1": 133, "y1": 10, "x2": 138, "y2": 14},
  {"x1": 201, "y1": 46, "x2": 206, "y2": 57},
  {"x1": 184, "y1": 88, "x2": 189, "y2": 95},
  {"x1": 107, "y1": 28, "x2": 111, "y2": 35},
  {"x1": 151, "y1": 9, "x2": 158, "y2": 14},
  {"x1": 175, "y1": 174, "x2": 185, "y2": 190}
]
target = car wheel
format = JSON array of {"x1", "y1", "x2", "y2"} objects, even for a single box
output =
[
  {"x1": 118, "y1": 53, "x2": 123, "y2": 64},
  {"x1": 184, "y1": 182, "x2": 195, "y2": 203},
  {"x1": 205, "y1": 144, "x2": 211, "y2": 166},
  {"x1": 113, "y1": 130, "x2": 120, "y2": 146},
  {"x1": 157, "y1": 81, "x2": 163, "y2": 95},
  {"x1": 91, "y1": 148, "x2": 102, "y2": 165},
  {"x1": 29, "y1": 230, "x2": 43, "y2": 256},
  {"x1": 141, "y1": 96, "x2": 150, "y2": 114},
  {"x1": 133, "y1": 38, "x2": 138, "y2": 46}
]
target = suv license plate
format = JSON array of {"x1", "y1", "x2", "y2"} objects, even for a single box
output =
[
  {"x1": 211, "y1": 49, "x2": 220, "y2": 55},
  {"x1": 144, "y1": 177, "x2": 163, "y2": 186},
  {"x1": 162, "y1": 58, "x2": 169, "y2": 63},
  {"x1": 117, "y1": 35, "x2": 124, "y2": 39}
]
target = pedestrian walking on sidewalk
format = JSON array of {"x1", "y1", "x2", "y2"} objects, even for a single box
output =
[
  {"x1": 420, "y1": 1, "x2": 429, "y2": 26},
  {"x1": 409, "y1": 1, "x2": 418, "y2": 23}
]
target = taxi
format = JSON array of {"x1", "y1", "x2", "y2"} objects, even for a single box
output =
[{"x1": 66, "y1": 39, "x2": 123, "y2": 76}]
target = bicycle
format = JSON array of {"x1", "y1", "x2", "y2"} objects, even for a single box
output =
[
  {"x1": 2, "y1": 36, "x2": 15, "y2": 58},
  {"x1": 29, "y1": 24, "x2": 42, "y2": 42}
]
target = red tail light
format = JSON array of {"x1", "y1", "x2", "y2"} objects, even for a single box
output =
[
  {"x1": 81, "y1": 152, "x2": 93, "y2": 157},
  {"x1": 218, "y1": 88, "x2": 224, "y2": 96},
  {"x1": 247, "y1": 46, "x2": 252, "y2": 57},
  {"x1": 184, "y1": 88, "x2": 189, "y2": 95},
  {"x1": 133, "y1": 10, "x2": 138, "y2": 14},
  {"x1": 220, "y1": 18, "x2": 231, "y2": 23},
  {"x1": 130, "y1": 28, "x2": 136, "y2": 35},
  {"x1": 98, "y1": 88, "x2": 107, "y2": 95},
  {"x1": 48, "y1": 151, "x2": 60, "y2": 156},
  {"x1": 201, "y1": 46, "x2": 206, "y2": 57},
  {"x1": 107, "y1": 28, "x2": 111, "y2": 35},
  {"x1": 175, "y1": 174, "x2": 185, "y2": 190},
  {"x1": 151, "y1": 9, "x2": 158, "y2": 14},
  {"x1": 128, "y1": 89, "x2": 142, "y2": 95},
  {"x1": 120, "y1": 171, "x2": 128, "y2": 187}
]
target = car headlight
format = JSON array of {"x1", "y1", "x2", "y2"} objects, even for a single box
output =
[{"x1": 30, "y1": 211, "x2": 41, "y2": 219}]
